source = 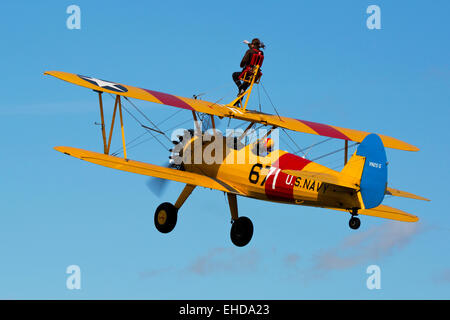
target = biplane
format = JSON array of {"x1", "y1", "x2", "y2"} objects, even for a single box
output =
[{"x1": 44, "y1": 59, "x2": 429, "y2": 247}]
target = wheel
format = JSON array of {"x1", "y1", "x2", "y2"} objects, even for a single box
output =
[
  {"x1": 349, "y1": 216, "x2": 361, "y2": 230},
  {"x1": 154, "y1": 202, "x2": 178, "y2": 233},
  {"x1": 230, "y1": 216, "x2": 254, "y2": 247}
]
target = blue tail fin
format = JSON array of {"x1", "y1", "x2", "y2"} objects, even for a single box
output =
[{"x1": 356, "y1": 133, "x2": 388, "y2": 209}]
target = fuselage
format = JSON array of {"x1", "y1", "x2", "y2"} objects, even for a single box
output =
[{"x1": 181, "y1": 135, "x2": 360, "y2": 211}]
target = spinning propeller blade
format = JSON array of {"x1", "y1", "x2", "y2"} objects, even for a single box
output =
[{"x1": 145, "y1": 162, "x2": 172, "y2": 197}]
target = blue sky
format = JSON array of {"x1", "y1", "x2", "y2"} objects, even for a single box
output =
[{"x1": 0, "y1": 0, "x2": 449, "y2": 299}]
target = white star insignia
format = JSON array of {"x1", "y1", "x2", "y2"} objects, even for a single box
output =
[{"x1": 78, "y1": 75, "x2": 128, "y2": 93}]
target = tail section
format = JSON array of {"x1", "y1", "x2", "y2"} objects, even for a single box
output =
[{"x1": 341, "y1": 134, "x2": 388, "y2": 209}]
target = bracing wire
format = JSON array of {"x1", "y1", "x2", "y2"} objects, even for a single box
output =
[
  {"x1": 258, "y1": 82, "x2": 355, "y2": 165},
  {"x1": 115, "y1": 104, "x2": 169, "y2": 153},
  {"x1": 260, "y1": 83, "x2": 282, "y2": 121},
  {"x1": 112, "y1": 118, "x2": 194, "y2": 155},
  {"x1": 105, "y1": 93, "x2": 169, "y2": 155},
  {"x1": 116, "y1": 108, "x2": 183, "y2": 151},
  {"x1": 281, "y1": 128, "x2": 306, "y2": 157},
  {"x1": 105, "y1": 81, "x2": 231, "y2": 156},
  {"x1": 123, "y1": 96, "x2": 172, "y2": 144},
  {"x1": 257, "y1": 84, "x2": 262, "y2": 112},
  {"x1": 157, "y1": 109, "x2": 184, "y2": 127},
  {"x1": 310, "y1": 142, "x2": 359, "y2": 162},
  {"x1": 293, "y1": 137, "x2": 333, "y2": 157},
  {"x1": 259, "y1": 82, "x2": 308, "y2": 156}
]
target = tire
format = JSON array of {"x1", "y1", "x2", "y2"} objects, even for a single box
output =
[
  {"x1": 349, "y1": 217, "x2": 361, "y2": 230},
  {"x1": 230, "y1": 216, "x2": 254, "y2": 247},
  {"x1": 154, "y1": 202, "x2": 178, "y2": 234}
]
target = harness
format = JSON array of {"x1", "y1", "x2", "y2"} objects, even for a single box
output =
[{"x1": 238, "y1": 49, "x2": 264, "y2": 84}]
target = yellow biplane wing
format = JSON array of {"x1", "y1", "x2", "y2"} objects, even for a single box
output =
[
  {"x1": 54, "y1": 146, "x2": 244, "y2": 195},
  {"x1": 332, "y1": 204, "x2": 419, "y2": 222},
  {"x1": 45, "y1": 70, "x2": 419, "y2": 152}
]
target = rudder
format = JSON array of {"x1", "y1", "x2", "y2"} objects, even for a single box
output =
[{"x1": 341, "y1": 134, "x2": 388, "y2": 209}]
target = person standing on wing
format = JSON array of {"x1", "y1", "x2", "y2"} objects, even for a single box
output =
[{"x1": 232, "y1": 38, "x2": 265, "y2": 97}]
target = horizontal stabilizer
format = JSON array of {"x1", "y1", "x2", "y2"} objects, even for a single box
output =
[
  {"x1": 385, "y1": 187, "x2": 430, "y2": 201},
  {"x1": 332, "y1": 204, "x2": 419, "y2": 222}
]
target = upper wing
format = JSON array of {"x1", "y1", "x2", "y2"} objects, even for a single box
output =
[
  {"x1": 44, "y1": 71, "x2": 228, "y2": 116},
  {"x1": 331, "y1": 204, "x2": 419, "y2": 222},
  {"x1": 45, "y1": 70, "x2": 419, "y2": 152},
  {"x1": 385, "y1": 187, "x2": 430, "y2": 201},
  {"x1": 54, "y1": 146, "x2": 244, "y2": 195}
]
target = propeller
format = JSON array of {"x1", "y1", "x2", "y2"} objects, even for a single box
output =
[
  {"x1": 146, "y1": 161, "x2": 172, "y2": 197},
  {"x1": 146, "y1": 133, "x2": 185, "y2": 197}
]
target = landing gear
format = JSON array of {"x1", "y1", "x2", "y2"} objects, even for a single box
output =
[
  {"x1": 154, "y1": 184, "x2": 196, "y2": 234},
  {"x1": 227, "y1": 193, "x2": 254, "y2": 247},
  {"x1": 349, "y1": 216, "x2": 361, "y2": 230},
  {"x1": 154, "y1": 202, "x2": 178, "y2": 233},
  {"x1": 154, "y1": 188, "x2": 255, "y2": 247},
  {"x1": 230, "y1": 216, "x2": 254, "y2": 247},
  {"x1": 348, "y1": 208, "x2": 361, "y2": 230}
]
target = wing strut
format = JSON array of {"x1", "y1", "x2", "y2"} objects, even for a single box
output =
[
  {"x1": 95, "y1": 91, "x2": 127, "y2": 159},
  {"x1": 97, "y1": 91, "x2": 108, "y2": 154}
]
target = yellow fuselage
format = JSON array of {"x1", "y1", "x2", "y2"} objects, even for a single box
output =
[{"x1": 182, "y1": 136, "x2": 359, "y2": 211}]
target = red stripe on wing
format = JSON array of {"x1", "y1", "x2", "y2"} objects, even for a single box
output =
[
  {"x1": 143, "y1": 89, "x2": 194, "y2": 111},
  {"x1": 297, "y1": 119, "x2": 350, "y2": 140}
]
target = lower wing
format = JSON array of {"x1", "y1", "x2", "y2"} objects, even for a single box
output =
[{"x1": 54, "y1": 146, "x2": 244, "y2": 195}]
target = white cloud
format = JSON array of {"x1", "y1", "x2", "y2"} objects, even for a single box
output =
[
  {"x1": 188, "y1": 247, "x2": 260, "y2": 275},
  {"x1": 308, "y1": 221, "x2": 422, "y2": 279}
]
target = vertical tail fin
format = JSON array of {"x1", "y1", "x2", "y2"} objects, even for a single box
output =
[{"x1": 341, "y1": 134, "x2": 388, "y2": 209}]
